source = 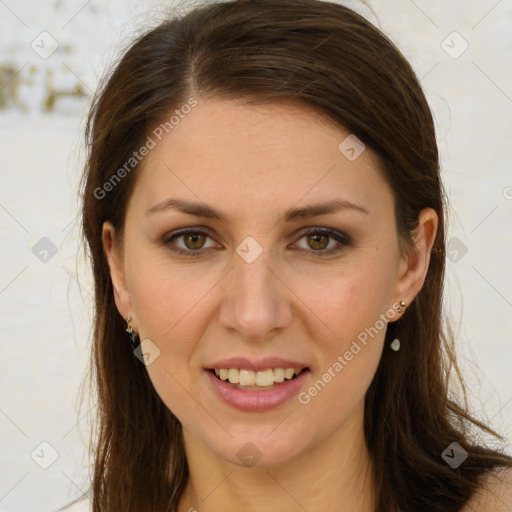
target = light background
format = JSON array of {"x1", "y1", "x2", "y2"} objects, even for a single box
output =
[{"x1": 0, "y1": 0, "x2": 511, "y2": 510}]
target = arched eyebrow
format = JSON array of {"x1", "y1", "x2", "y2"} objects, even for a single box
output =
[{"x1": 145, "y1": 197, "x2": 369, "y2": 222}]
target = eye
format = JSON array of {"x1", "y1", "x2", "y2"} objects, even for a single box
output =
[
  {"x1": 162, "y1": 227, "x2": 220, "y2": 256},
  {"x1": 292, "y1": 228, "x2": 351, "y2": 257}
]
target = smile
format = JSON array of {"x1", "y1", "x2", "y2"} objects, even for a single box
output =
[
  {"x1": 204, "y1": 367, "x2": 311, "y2": 412},
  {"x1": 209, "y1": 367, "x2": 307, "y2": 388}
]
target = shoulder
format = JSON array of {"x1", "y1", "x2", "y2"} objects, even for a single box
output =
[{"x1": 462, "y1": 467, "x2": 512, "y2": 512}]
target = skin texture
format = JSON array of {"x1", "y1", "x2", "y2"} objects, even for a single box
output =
[{"x1": 102, "y1": 98, "x2": 438, "y2": 512}]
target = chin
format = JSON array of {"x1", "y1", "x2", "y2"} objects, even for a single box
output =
[{"x1": 208, "y1": 427, "x2": 308, "y2": 469}]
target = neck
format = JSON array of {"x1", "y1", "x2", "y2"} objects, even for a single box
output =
[{"x1": 177, "y1": 405, "x2": 376, "y2": 512}]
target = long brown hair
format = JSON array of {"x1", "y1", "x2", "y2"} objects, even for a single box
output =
[{"x1": 70, "y1": 0, "x2": 512, "y2": 510}]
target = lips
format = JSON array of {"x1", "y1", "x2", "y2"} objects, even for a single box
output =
[{"x1": 202, "y1": 356, "x2": 311, "y2": 411}]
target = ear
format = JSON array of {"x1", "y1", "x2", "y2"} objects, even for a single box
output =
[
  {"x1": 392, "y1": 207, "x2": 438, "y2": 310},
  {"x1": 102, "y1": 221, "x2": 133, "y2": 322}
]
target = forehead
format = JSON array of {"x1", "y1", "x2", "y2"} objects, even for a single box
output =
[{"x1": 131, "y1": 97, "x2": 392, "y2": 221}]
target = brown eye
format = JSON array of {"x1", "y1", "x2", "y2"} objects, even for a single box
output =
[
  {"x1": 163, "y1": 228, "x2": 219, "y2": 256},
  {"x1": 306, "y1": 233, "x2": 330, "y2": 251},
  {"x1": 183, "y1": 233, "x2": 207, "y2": 250},
  {"x1": 293, "y1": 228, "x2": 351, "y2": 257}
]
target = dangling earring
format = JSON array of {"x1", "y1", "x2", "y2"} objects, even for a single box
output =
[
  {"x1": 126, "y1": 316, "x2": 140, "y2": 349},
  {"x1": 390, "y1": 300, "x2": 407, "y2": 352}
]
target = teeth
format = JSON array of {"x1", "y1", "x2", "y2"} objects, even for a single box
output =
[
  {"x1": 228, "y1": 368, "x2": 239, "y2": 384},
  {"x1": 239, "y1": 369, "x2": 256, "y2": 386},
  {"x1": 274, "y1": 368, "x2": 285, "y2": 383},
  {"x1": 213, "y1": 366, "x2": 305, "y2": 387},
  {"x1": 255, "y1": 369, "x2": 274, "y2": 386}
]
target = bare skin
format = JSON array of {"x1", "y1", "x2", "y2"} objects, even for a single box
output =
[{"x1": 103, "y1": 97, "x2": 439, "y2": 511}]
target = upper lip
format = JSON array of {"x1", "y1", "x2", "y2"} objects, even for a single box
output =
[{"x1": 206, "y1": 357, "x2": 310, "y2": 372}]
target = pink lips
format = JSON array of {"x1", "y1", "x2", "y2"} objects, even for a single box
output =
[{"x1": 204, "y1": 367, "x2": 310, "y2": 412}]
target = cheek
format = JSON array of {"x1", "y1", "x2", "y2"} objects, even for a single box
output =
[
  {"x1": 291, "y1": 249, "x2": 396, "y2": 407},
  {"x1": 127, "y1": 251, "x2": 217, "y2": 342},
  {"x1": 129, "y1": 263, "x2": 204, "y2": 423},
  {"x1": 310, "y1": 277, "x2": 389, "y2": 387},
  {"x1": 293, "y1": 249, "x2": 396, "y2": 351},
  {"x1": 294, "y1": 277, "x2": 390, "y2": 433},
  {"x1": 126, "y1": 258, "x2": 203, "y2": 392}
]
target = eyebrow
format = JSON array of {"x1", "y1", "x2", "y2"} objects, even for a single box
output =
[{"x1": 146, "y1": 197, "x2": 369, "y2": 222}]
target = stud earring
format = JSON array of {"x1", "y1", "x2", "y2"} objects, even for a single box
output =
[
  {"x1": 397, "y1": 300, "x2": 406, "y2": 314},
  {"x1": 125, "y1": 316, "x2": 140, "y2": 349}
]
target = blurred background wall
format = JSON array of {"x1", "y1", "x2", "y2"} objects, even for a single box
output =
[{"x1": 1, "y1": 0, "x2": 511, "y2": 510}]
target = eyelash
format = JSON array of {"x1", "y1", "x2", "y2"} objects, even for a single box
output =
[{"x1": 161, "y1": 227, "x2": 351, "y2": 258}]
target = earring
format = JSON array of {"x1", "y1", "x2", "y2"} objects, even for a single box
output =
[
  {"x1": 390, "y1": 300, "x2": 407, "y2": 351},
  {"x1": 390, "y1": 338, "x2": 401, "y2": 351},
  {"x1": 125, "y1": 316, "x2": 140, "y2": 349}
]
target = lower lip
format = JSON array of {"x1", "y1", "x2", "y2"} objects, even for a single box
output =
[{"x1": 205, "y1": 369, "x2": 310, "y2": 412}]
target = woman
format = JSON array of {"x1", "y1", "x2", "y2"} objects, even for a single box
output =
[{"x1": 70, "y1": 0, "x2": 512, "y2": 510}]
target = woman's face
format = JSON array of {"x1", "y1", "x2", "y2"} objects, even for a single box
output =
[{"x1": 104, "y1": 98, "x2": 435, "y2": 468}]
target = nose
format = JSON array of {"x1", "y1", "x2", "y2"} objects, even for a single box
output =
[{"x1": 218, "y1": 243, "x2": 293, "y2": 341}]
